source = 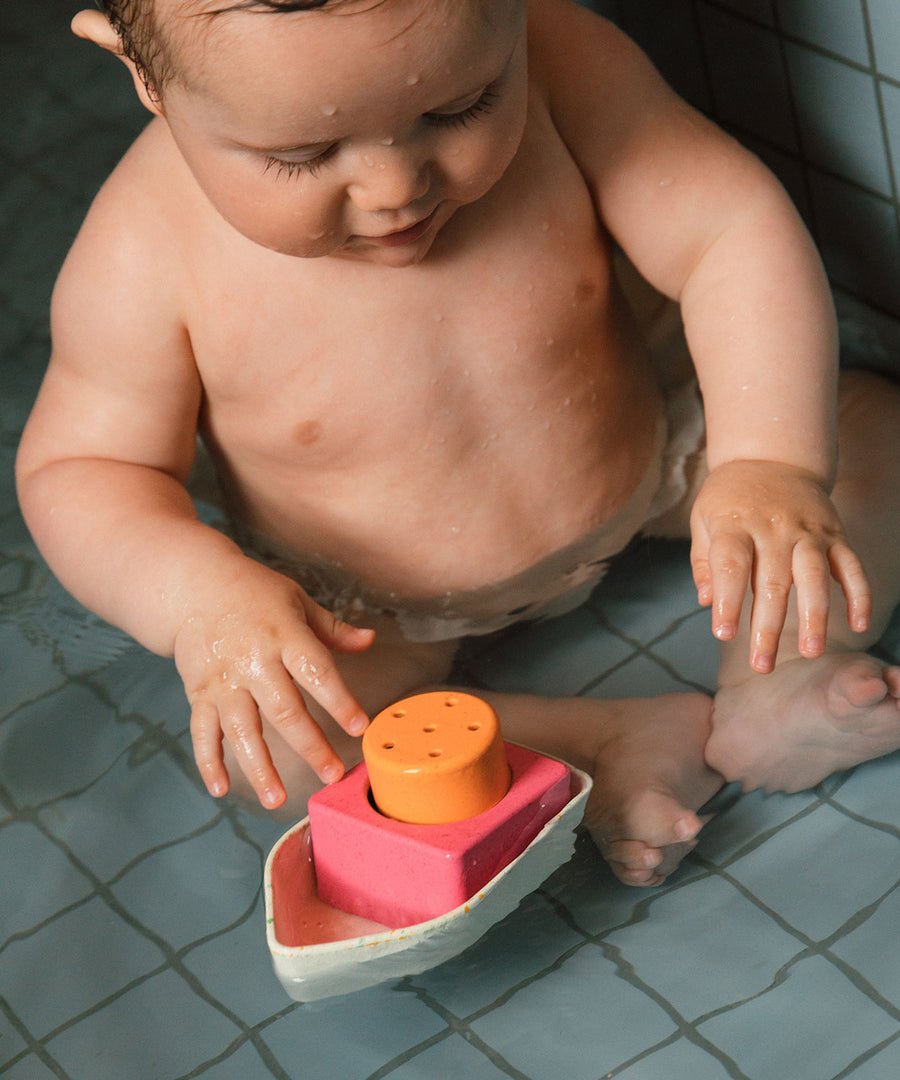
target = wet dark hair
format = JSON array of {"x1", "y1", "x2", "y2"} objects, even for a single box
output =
[{"x1": 98, "y1": 0, "x2": 337, "y2": 100}]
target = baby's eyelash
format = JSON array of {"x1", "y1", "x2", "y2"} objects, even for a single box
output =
[
  {"x1": 263, "y1": 144, "x2": 338, "y2": 180},
  {"x1": 425, "y1": 86, "x2": 499, "y2": 130}
]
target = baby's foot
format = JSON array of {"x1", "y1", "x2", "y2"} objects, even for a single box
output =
[
  {"x1": 708, "y1": 653, "x2": 900, "y2": 794},
  {"x1": 582, "y1": 693, "x2": 721, "y2": 886}
]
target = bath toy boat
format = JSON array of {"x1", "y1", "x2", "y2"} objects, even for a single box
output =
[{"x1": 264, "y1": 750, "x2": 591, "y2": 1002}]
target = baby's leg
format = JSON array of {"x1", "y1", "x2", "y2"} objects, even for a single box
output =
[{"x1": 708, "y1": 370, "x2": 900, "y2": 792}]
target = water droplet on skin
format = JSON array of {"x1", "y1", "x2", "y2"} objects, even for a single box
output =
[
  {"x1": 322, "y1": 104, "x2": 338, "y2": 116},
  {"x1": 432, "y1": 311, "x2": 444, "y2": 322},
  {"x1": 545, "y1": 338, "x2": 555, "y2": 347},
  {"x1": 363, "y1": 153, "x2": 375, "y2": 167},
  {"x1": 406, "y1": 74, "x2": 421, "y2": 85},
  {"x1": 449, "y1": 524, "x2": 460, "y2": 534},
  {"x1": 562, "y1": 397, "x2": 571, "y2": 406},
  {"x1": 379, "y1": 136, "x2": 395, "y2": 146},
  {"x1": 540, "y1": 221, "x2": 550, "y2": 232}
]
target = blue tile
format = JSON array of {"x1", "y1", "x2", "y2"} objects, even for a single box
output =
[
  {"x1": 606, "y1": 876, "x2": 803, "y2": 1019},
  {"x1": 387, "y1": 1034, "x2": 516, "y2": 1080},
  {"x1": 831, "y1": 887, "x2": 900, "y2": 1008},
  {"x1": 698, "y1": 787, "x2": 818, "y2": 864},
  {"x1": 785, "y1": 42, "x2": 891, "y2": 194},
  {"x1": 45, "y1": 970, "x2": 241, "y2": 1080},
  {"x1": 698, "y1": 6, "x2": 799, "y2": 152},
  {"x1": 708, "y1": 0, "x2": 774, "y2": 25},
  {"x1": 91, "y1": 649, "x2": 191, "y2": 735},
  {"x1": 777, "y1": 0, "x2": 869, "y2": 65},
  {"x1": 471, "y1": 947, "x2": 677, "y2": 1080},
  {"x1": 0, "y1": 1009, "x2": 27, "y2": 1068},
  {"x1": 726, "y1": 805, "x2": 900, "y2": 939},
  {"x1": 184, "y1": 1039, "x2": 281, "y2": 1080},
  {"x1": 809, "y1": 170, "x2": 900, "y2": 318},
  {"x1": 698, "y1": 956, "x2": 899, "y2": 1079},
  {"x1": 0, "y1": 822, "x2": 94, "y2": 942},
  {"x1": 466, "y1": 607, "x2": 636, "y2": 696},
  {"x1": 1, "y1": 1055, "x2": 60, "y2": 1080},
  {"x1": 0, "y1": 897, "x2": 164, "y2": 1037},
  {"x1": 0, "y1": 682, "x2": 137, "y2": 805},
  {"x1": 587, "y1": 650, "x2": 705, "y2": 696},
  {"x1": 649, "y1": 609, "x2": 719, "y2": 690},
  {"x1": 846, "y1": 1034, "x2": 900, "y2": 1078},
  {"x1": 36, "y1": 752, "x2": 219, "y2": 881},
  {"x1": 181, "y1": 896, "x2": 290, "y2": 1026},
  {"x1": 261, "y1": 985, "x2": 446, "y2": 1080},
  {"x1": 616, "y1": 1036, "x2": 738, "y2": 1079},
  {"x1": 828, "y1": 752, "x2": 900, "y2": 830},
  {"x1": 868, "y1": 0, "x2": 900, "y2": 81},
  {"x1": 109, "y1": 821, "x2": 262, "y2": 950},
  {"x1": 619, "y1": 0, "x2": 712, "y2": 111},
  {"x1": 540, "y1": 836, "x2": 652, "y2": 935},
  {"x1": 411, "y1": 892, "x2": 585, "y2": 1017}
]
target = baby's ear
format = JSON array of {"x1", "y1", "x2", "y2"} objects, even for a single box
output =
[{"x1": 71, "y1": 9, "x2": 163, "y2": 116}]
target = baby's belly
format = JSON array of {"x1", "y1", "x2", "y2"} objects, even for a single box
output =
[{"x1": 216, "y1": 367, "x2": 664, "y2": 599}]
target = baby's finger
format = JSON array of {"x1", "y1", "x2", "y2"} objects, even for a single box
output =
[
  {"x1": 190, "y1": 698, "x2": 230, "y2": 798},
  {"x1": 304, "y1": 603, "x2": 376, "y2": 655},
  {"x1": 252, "y1": 669, "x2": 347, "y2": 785},
  {"x1": 219, "y1": 689, "x2": 287, "y2": 809},
  {"x1": 706, "y1": 529, "x2": 754, "y2": 641},
  {"x1": 829, "y1": 541, "x2": 872, "y2": 633},
  {"x1": 747, "y1": 545, "x2": 794, "y2": 672},
  {"x1": 792, "y1": 540, "x2": 832, "y2": 657},
  {"x1": 283, "y1": 639, "x2": 369, "y2": 738}
]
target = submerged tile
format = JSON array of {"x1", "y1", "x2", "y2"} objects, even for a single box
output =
[
  {"x1": 698, "y1": 955, "x2": 899, "y2": 1079},
  {"x1": 0, "y1": 822, "x2": 94, "y2": 943},
  {"x1": 46, "y1": 970, "x2": 241, "y2": 1080},
  {"x1": 261, "y1": 985, "x2": 446, "y2": 1080},
  {"x1": 726, "y1": 805, "x2": 900, "y2": 939},
  {"x1": 606, "y1": 876, "x2": 803, "y2": 1020},
  {"x1": 411, "y1": 891, "x2": 584, "y2": 1017},
  {"x1": 0, "y1": 897, "x2": 164, "y2": 1038},
  {"x1": 471, "y1": 947, "x2": 677, "y2": 1080},
  {"x1": 109, "y1": 820, "x2": 262, "y2": 951},
  {"x1": 386, "y1": 1033, "x2": 515, "y2": 1080}
]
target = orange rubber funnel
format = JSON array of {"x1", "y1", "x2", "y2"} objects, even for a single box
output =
[{"x1": 362, "y1": 692, "x2": 511, "y2": 824}]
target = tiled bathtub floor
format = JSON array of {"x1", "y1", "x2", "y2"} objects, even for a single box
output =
[{"x1": 5, "y1": 3, "x2": 900, "y2": 1079}]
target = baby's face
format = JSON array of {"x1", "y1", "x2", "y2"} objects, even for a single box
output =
[{"x1": 157, "y1": 0, "x2": 528, "y2": 265}]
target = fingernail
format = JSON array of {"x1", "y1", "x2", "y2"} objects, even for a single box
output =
[
  {"x1": 210, "y1": 781, "x2": 228, "y2": 798},
  {"x1": 262, "y1": 787, "x2": 285, "y2": 808},
  {"x1": 321, "y1": 764, "x2": 342, "y2": 784},
  {"x1": 714, "y1": 623, "x2": 735, "y2": 640},
  {"x1": 348, "y1": 714, "x2": 368, "y2": 736},
  {"x1": 804, "y1": 635, "x2": 825, "y2": 655}
]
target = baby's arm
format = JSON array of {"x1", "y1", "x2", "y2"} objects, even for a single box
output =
[
  {"x1": 15, "y1": 195, "x2": 372, "y2": 808},
  {"x1": 535, "y1": 0, "x2": 870, "y2": 670}
]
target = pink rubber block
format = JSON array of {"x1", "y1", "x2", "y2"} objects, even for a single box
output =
[{"x1": 307, "y1": 742, "x2": 571, "y2": 929}]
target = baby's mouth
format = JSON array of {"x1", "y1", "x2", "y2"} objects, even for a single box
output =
[{"x1": 365, "y1": 207, "x2": 439, "y2": 247}]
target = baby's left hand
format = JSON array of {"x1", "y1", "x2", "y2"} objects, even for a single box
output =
[{"x1": 689, "y1": 460, "x2": 871, "y2": 672}]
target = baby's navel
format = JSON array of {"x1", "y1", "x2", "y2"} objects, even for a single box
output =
[{"x1": 293, "y1": 419, "x2": 323, "y2": 446}]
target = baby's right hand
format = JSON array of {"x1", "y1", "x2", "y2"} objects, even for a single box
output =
[{"x1": 172, "y1": 559, "x2": 374, "y2": 809}]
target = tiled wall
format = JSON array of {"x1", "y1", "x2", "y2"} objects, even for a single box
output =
[{"x1": 593, "y1": 0, "x2": 900, "y2": 364}]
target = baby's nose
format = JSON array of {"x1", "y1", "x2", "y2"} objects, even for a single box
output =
[{"x1": 347, "y1": 146, "x2": 430, "y2": 213}]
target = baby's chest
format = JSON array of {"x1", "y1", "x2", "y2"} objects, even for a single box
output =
[{"x1": 192, "y1": 192, "x2": 616, "y2": 465}]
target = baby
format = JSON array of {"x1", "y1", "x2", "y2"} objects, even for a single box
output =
[{"x1": 16, "y1": 0, "x2": 900, "y2": 887}]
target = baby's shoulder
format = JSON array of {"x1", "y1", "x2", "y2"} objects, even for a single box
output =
[{"x1": 60, "y1": 119, "x2": 192, "y2": 309}]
